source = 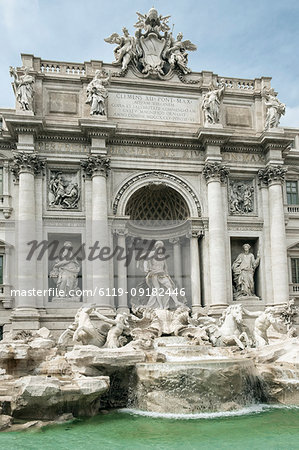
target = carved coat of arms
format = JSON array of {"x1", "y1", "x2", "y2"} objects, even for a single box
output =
[{"x1": 104, "y1": 8, "x2": 197, "y2": 80}]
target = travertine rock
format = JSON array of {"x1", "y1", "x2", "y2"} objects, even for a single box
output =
[{"x1": 11, "y1": 375, "x2": 109, "y2": 419}]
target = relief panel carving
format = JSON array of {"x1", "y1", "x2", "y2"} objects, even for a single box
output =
[{"x1": 48, "y1": 169, "x2": 81, "y2": 210}]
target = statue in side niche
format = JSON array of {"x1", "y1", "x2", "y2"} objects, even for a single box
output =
[
  {"x1": 9, "y1": 66, "x2": 35, "y2": 111},
  {"x1": 86, "y1": 70, "x2": 109, "y2": 116},
  {"x1": 263, "y1": 88, "x2": 285, "y2": 130},
  {"x1": 202, "y1": 79, "x2": 225, "y2": 124},
  {"x1": 49, "y1": 241, "x2": 81, "y2": 298},
  {"x1": 232, "y1": 244, "x2": 260, "y2": 299}
]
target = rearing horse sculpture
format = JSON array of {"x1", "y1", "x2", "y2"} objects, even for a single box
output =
[{"x1": 208, "y1": 304, "x2": 251, "y2": 350}]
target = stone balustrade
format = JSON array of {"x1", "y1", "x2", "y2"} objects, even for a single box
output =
[
  {"x1": 218, "y1": 77, "x2": 255, "y2": 90},
  {"x1": 40, "y1": 60, "x2": 86, "y2": 76},
  {"x1": 287, "y1": 205, "x2": 299, "y2": 214}
]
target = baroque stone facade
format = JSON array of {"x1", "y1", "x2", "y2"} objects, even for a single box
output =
[{"x1": 0, "y1": 7, "x2": 298, "y2": 338}]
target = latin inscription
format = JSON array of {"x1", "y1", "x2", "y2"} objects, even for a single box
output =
[{"x1": 108, "y1": 92, "x2": 199, "y2": 123}]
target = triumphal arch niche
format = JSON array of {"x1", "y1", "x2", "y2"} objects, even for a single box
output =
[{"x1": 0, "y1": 6, "x2": 298, "y2": 333}]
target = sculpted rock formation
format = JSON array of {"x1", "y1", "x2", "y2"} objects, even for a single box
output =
[{"x1": 0, "y1": 302, "x2": 297, "y2": 426}]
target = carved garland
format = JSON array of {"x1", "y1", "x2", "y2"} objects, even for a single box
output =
[{"x1": 112, "y1": 171, "x2": 201, "y2": 216}]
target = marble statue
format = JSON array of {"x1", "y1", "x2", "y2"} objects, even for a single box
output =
[
  {"x1": 9, "y1": 66, "x2": 35, "y2": 111},
  {"x1": 58, "y1": 305, "x2": 106, "y2": 347},
  {"x1": 104, "y1": 27, "x2": 136, "y2": 71},
  {"x1": 105, "y1": 9, "x2": 197, "y2": 79},
  {"x1": 263, "y1": 88, "x2": 285, "y2": 130},
  {"x1": 202, "y1": 79, "x2": 225, "y2": 124},
  {"x1": 208, "y1": 304, "x2": 251, "y2": 349},
  {"x1": 139, "y1": 240, "x2": 186, "y2": 309},
  {"x1": 48, "y1": 172, "x2": 80, "y2": 209},
  {"x1": 165, "y1": 32, "x2": 197, "y2": 75},
  {"x1": 252, "y1": 307, "x2": 285, "y2": 347},
  {"x1": 49, "y1": 241, "x2": 81, "y2": 298},
  {"x1": 229, "y1": 181, "x2": 254, "y2": 215},
  {"x1": 86, "y1": 70, "x2": 109, "y2": 116},
  {"x1": 104, "y1": 313, "x2": 130, "y2": 348},
  {"x1": 58, "y1": 306, "x2": 130, "y2": 348},
  {"x1": 280, "y1": 299, "x2": 298, "y2": 338},
  {"x1": 232, "y1": 244, "x2": 260, "y2": 299}
]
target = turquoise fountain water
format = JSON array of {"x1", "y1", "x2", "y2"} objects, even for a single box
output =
[{"x1": 0, "y1": 407, "x2": 298, "y2": 450}]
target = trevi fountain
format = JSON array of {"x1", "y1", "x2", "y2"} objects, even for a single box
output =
[{"x1": 0, "y1": 5, "x2": 298, "y2": 449}]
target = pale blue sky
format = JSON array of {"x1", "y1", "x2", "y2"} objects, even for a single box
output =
[{"x1": 0, "y1": 0, "x2": 298, "y2": 126}]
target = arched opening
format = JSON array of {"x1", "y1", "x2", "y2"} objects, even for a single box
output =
[
  {"x1": 118, "y1": 184, "x2": 193, "y2": 307},
  {"x1": 125, "y1": 184, "x2": 190, "y2": 223}
]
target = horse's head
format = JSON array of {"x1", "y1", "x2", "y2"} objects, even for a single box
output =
[{"x1": 231, "y1": 304, "x2": 243, "y2": 324}]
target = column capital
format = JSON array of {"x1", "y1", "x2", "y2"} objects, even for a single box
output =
[
  {"x1": 113, "y1": 228, "x2": 128, "y2": 237},
  {"x1": 10, "y1": 151, "x2": 45, "y2": 180},
  {"x1": 203, "y1": 161, "x2": 230, "y2": 183},
  {"x1": 81, "y1": 155, "x2": 110, "y2": 178},
  {"x1": 169, "y1": 237, "x2": 180, "y2": 245},
  {"x1": 258, "y1": 164, "x2": 287, "y2": 186}
]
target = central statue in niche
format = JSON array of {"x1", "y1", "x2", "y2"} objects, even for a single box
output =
[{"x1": 134, "y1": 240, "x2": 186, "y2": 309}]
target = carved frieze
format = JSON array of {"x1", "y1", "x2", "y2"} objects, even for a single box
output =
[
  {"x1": 81, "y1": 156, "x2": 110, "y2": 177},
  {"x1": 48, "y1": 170, "x2": 81, "y2": 210},
  {"x1": 203, "y1": 162, "x2": 230, "y2": 183},
  {"x1": 258, "y1": 165, "x2": 287, "y2": 186},
  {"x1": 229, "y1": 179, "x2": 255, "y2": 215}
]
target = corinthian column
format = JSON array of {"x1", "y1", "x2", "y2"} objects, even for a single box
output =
[
  {"x1": 188, "y1": 231, "x2": 201, "y2": 311},
  {"x1": 169, "y1": 237, "x2": 182, "y2": 288},
  {"x1": 258, "y1": 165, "x2": 289, "y2": 304},
  {"x1": 11, "y1": 152, "x2": 44, "y2": 316},
  {"x1": 81, "y1": 156, "x2": 111, "y2": 309},
  {"x1": 203, "y1": 161, "x2": 230, "y2": 307},
  {"x1": 113, "y1": 228, "x2": 129, "y2": 313}
]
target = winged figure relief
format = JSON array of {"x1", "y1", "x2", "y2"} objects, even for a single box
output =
[{"x1": 104, "y1": 27, "x2": 137, "y2": 71}]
